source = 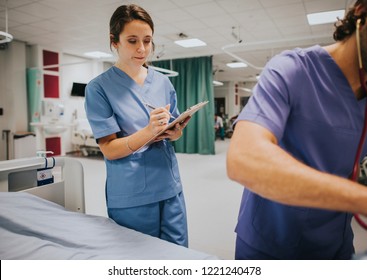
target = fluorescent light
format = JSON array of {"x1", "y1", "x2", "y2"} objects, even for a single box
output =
[
  {"x1": 84, "y1": 51, "x2": 113, "y2": 59},
  {"x1": 213, "y1": 80, "x2": 223, "y2": 86},
  {"x1": 0, "y1": 31, "x2": 13, "y2": 44},
  {"x1": 239, "y1": 87, "x2": 252, "y2": 93},
  {"x1": 174, "y1": 38, "x2": 207, "y2": 48},
  {"x1": 307, "y1": 9, "x2": 345, "y2": 25},
  {"x1": 226, "y1": 62, "x2": 248, "y2": 68}
]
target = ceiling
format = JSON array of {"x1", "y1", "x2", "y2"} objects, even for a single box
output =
[{"x1": 0, "y1": 0, "x2": 352, "y2": 82}]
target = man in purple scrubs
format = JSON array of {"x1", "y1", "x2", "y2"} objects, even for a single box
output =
[{"x1": 227, "y1": 0, "x2": 367, "y2": 259}]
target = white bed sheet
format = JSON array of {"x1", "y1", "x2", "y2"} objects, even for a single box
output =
[{"x1": 0, "y1": 192, "x2": 217, "y2": 260}]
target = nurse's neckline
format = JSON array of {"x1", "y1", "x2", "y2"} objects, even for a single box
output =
[{"x1": 114, "y1": 64, "x2": 148, "y2": 86}]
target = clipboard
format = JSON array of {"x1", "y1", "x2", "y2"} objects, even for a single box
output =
[
  {"x1": 133, "y1": 100, "x2": 209, "y2": 153},
  {"x1": 157, "y1": 100, "x2": 209, "y2": 136}
]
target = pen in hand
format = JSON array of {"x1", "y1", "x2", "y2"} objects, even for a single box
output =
[{"x1": 143, "y1": 102, "x2": 176, "y2": 120}]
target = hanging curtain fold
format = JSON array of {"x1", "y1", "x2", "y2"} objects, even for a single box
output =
[
  {"x1": 153, "y1": 56, "x2": 215, "y2": 154},
  {"x1": 26, "y1": 68, "x2": 42, "y2": 132}
]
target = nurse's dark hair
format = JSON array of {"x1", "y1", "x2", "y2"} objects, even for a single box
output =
[
  {"x1": 333, "y1": 0, "x2": 367, "y2": 41},
  {"x1": 109, "y1": 4, "x2": 155, "y2": 50}
]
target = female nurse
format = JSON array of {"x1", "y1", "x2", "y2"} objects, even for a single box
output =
[{"x1": 85, "y1": 4, "x2": 189, "y2": 247}]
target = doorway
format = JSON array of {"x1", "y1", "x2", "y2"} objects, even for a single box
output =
[{"x1": 214, "y1": 97, "x2": 225, "y2": 117}]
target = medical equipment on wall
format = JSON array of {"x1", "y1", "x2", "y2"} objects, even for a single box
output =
[
  {"x1": 41, "y1": 100, "x2": 65, "y2": 121},
  {"x1": 351, "y1": 19, "x2": 367, "y2": 230}
]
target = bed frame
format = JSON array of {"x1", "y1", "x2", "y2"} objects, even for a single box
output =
[
  {"x1": 0, "y1": 156, "x2": 85, "y2": 213},
  {"x1": 0, "y1": 157, "x2": 218, "y2": 260}
]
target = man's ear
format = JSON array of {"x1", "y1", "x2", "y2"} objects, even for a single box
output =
[{"x1": 355, "y1": 2, "x2": 367, "y2": 17}]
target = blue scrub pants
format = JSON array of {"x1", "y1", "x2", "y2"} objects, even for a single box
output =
[
  {"x1": 108, "y1": 192, "x2": 188, "y2": 247},
  {"x1": 235, "y1": 235, "x2": 354, "y2": 260}
]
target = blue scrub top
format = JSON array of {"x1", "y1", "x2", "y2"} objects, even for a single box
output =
[
  {"x1": 235, "y1": 45, "x2": 367, "y2": 259},
  {"x1": 85, "y1": 66, "x2": 182, "y2": 208}
]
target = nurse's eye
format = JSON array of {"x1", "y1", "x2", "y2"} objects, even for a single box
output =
[
  {"x1": 144, "y1": 39, "x2": 152, "y2": 45},
  {"x1": 128, "y1": 39, "x2": 137, "y2": 44}
]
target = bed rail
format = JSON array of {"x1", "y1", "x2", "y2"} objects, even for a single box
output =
[{"x1": 0, "y1": 157, "x2": 85, "y2": 213}]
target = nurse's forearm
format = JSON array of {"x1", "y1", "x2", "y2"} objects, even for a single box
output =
[
  {"x1": 98, "y1": 126, "x2": 156, "y2": 160},
  {"x1": 124, "y1": 126, "x2": 157, "y2": 153}
]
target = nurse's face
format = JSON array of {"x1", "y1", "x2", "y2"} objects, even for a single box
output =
[{"x1": 115, "y1": 20, "x2": 153, "y2": 67}]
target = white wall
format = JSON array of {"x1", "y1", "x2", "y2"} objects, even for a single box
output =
[
  {"x1": 0, "y1": 42, "x2": 113, "y2": 159},
  {"x1": 0, "y1": 41, "x2": 28, "y2": 160},
  {"x1": 60, "y1": 54, "x2": 107, "y2": 154},
  {"x1": 26, "y1": 47, "x2": 113, "y2": 155}
]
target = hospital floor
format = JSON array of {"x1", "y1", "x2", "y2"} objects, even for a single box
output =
[{"x1": 70, "y1": 139, "x2": 367, "y2": 260}]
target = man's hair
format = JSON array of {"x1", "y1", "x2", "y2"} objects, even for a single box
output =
[{"x1": 333, "y1": 0, "x2": 367, "y2": 41}]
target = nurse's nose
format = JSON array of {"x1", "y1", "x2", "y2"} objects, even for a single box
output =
[{"x1": 137, "y1": 41, "x2": 145, "y2": 53}]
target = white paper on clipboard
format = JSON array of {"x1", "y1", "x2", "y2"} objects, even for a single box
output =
[{"x1": 133, "y1": 100, "x2": 209, "y2": 153}]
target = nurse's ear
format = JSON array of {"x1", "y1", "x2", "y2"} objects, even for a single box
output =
[{"x1": 110, "y1": 33, "x2": 119, "y2": 49}]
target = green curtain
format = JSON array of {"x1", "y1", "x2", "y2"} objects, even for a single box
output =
[
  {"x1": 26, "y1": 68, "x2": 42, "y2": 132},
  {"x1": 153, "y1": 56, "x2": 215, "y2": 154}
]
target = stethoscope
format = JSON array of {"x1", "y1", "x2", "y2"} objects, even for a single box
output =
[{"x1": 350, "y1": 18, "x2": 367, "y2": 229}]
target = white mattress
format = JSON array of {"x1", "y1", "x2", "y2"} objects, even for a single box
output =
[{"x1": 0, "y1": 192, "x2": 217, "y2": 260}]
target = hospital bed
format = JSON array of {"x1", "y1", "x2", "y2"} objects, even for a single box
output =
[
  {"x1": 0, "y1": 157, "x2": 217, "y2": 260},
  {"x1": 71, "y1": 118, "x2": 100, "y2": 156}
]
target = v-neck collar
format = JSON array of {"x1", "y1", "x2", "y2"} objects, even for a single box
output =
[
  {"x1": 317, "y1": 46, "x2": 365, "y2": 104},
  {"x1": 112, "y1": 65, "x2": 154, "y2": 118},
  {"x1": 112, "y1": 65, "x2": 153, "y2": 89}
]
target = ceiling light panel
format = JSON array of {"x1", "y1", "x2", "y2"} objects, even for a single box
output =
[
  {"x1": 226, "y1": 62, "x2": 248, "y2": 68},
  {"x1": 307, "y1": 9, "x2": 345, "y2": 25},
  {"x1": 174, "y1": 38, "x2": 207, "y2": 48},
  {"x1": 84, "y1": 51, "x2": 113, "y2": 59}
]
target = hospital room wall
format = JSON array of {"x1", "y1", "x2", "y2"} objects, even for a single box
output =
[
  {"x1": 0, "y1": 42, "x2": 110, "y2": 159},
  {"x1": 59, "y1": 54, "x2": 111, "y2": 154},
  {"x1": 0, "y1": 41, "x2": 252, "y2": 159},
  {"x1": 0, "y1": 41, "x2": 28, "y2": 161}
]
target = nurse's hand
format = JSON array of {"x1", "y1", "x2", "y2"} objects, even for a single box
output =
[
  {"x1": 155, "y1": 116, "x2": 191, "y2": 142},
  {"x1": 148, "y1": 104, "x2": 171, "y2": 135}
]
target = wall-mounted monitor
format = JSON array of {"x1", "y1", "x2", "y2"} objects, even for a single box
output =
[{"x1": 71, "y1": 82, "x2": 87, "y2": 97}]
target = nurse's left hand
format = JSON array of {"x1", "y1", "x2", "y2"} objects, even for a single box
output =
[{"x1": 155, "y1": 116, "x2": 191, "y2": 141}]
